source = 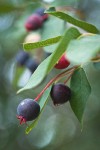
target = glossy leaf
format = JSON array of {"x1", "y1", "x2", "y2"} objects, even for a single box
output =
[
  {"x1": 66, "y1": 35, "x2": 100, "y2": 64},
  {"x1": 70, "y1": 67, "x2": 91, "y2": 123},
  {"x1": 45, "y1": 7, "x2": 99, "y2": 33},
  {"x1": 17, "y1": 27, "x2": 80, "y2": 93},
  {"x1": 23, "y1": 36, "x2": 61, "y2": 51},
  {"x1": 25, "y1": 86, "x2": 51, "y2": 134}
]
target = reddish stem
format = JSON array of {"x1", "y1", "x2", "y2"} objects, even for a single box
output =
[
  {"x1": 64, "y1": 69, "x2": 75, "y2": 84},
  {"x1": 35, "y1": 66, "x2": 78, "y2": 101}
]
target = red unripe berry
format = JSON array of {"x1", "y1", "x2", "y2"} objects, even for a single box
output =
[
  {"x1": 55, "y1": 54, "x2": 70, "y2": 69},
  {"x1": 25, "y1": 14, "x2": 43, "y2": 31}
]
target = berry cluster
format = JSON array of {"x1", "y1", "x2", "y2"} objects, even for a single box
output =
[
  {"x1": 16, "y1": 50, "x2": 39, "y2": 73},
  {"x1": 17, "y1": 83, "x2": 71, "y2": 124},
  {"x1": 17, "y1": 53, "x2": 72, "y2": 125},
  {"x1": 17, "y1": 5, "x2": 71, "y2": 124},
  {"x1": 25, "y1": 8, "x2": 49, "y2": 31}
]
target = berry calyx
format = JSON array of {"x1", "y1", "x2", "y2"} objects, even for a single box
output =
[
  {"x1": 17, "y1": 99, "x2": 40, "y2": 124},
  {"x1": 25, "y1": 14, "x2": 43, "y2": 31},
  {"x1": 50, "y1": 83, "x2": 71, "y2": 105},
  {"x1": 55, "y1": 54, "x2": 70, "y2": 69},
  {"x1": 35, "y1": 8, "x2": 49, "y2": 21},
  {"x1": 16, "y1": 50, "x2": 30, "y2": 66}
]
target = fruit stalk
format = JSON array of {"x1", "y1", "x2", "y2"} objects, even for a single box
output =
[{"x1": 35, "y1": 66, "x2": 78, "y2": 101}]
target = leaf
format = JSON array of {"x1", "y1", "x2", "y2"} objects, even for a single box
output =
[
  {"x1": 0, "y1": 4, "x2": 21, "y2": 13},
  {"x1": 41, "y1": 16, "x2": 65, "y2": 53},
  {"x1": 66, "y1": 35, "x2": 100, "y2": 64},
  {"x1": 17, "y1": 27, "x2": 80, "y2": 93},
  {"x1": 45, "y1": 7, "x2": 99, "y2": 33},
  {"x1": 23, "y1": 36, "x2": 61, "y2": 51},
  {"x1": 51, "y1": 0, "x2": 79, "y2": 7},
  {"x1": 13, "y1": 65, "x2": 25, "y2": 88},
  {"x1": 25, "y1": 86, "x2": 51, "y2": 134},
  {"x1": 93, "y1": 62, "x2": 100, "y2": 70},
  {"x1": 70, "y1": 67, "x2": 91, "y2": 123}
]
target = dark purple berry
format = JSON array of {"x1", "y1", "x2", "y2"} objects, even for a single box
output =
[
  {"x1": 16, "y1": 50, "x2": 30, "y2": 66},
  {"x1": 50, "y1": 83, "x2": 71, "y2": 105},
  {"x1": 17, "y1": 98, "x2": 40, "y2": 124},
  {"x1": 25, "y1": 14, "x2": 43, "y2": 31},
  {"x1": 35, "y1": 8, "x2": 48, "y2": 21},
  {"x1": 25, "y1": 58, "x2": 38, "y2": 73}
]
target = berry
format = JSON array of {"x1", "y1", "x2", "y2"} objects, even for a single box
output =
[
  {"x1": 25, "y1": 58, "x2": 38, "y2": 73},
  {"x1": 55, "y1": 54, "x2": 70, "y2": 69},
  {"x1": 17, "y1": 98, "x2": 40, "y2": 124},
  {"x1": 35, "y1": 8, "x2": 49, "y2": 21},
  {"x1": 24, "y1": 33, "x2": 41, "y2": 43},
  {"x1": 16, "y1": 50, "x2": 30, "y2": 66},
  {"x1": 50, "y1": 83, "x2": 71, "y2": 105},
  {"x1": 25, "y1": 14, "x2": 43, "y2": 31}
]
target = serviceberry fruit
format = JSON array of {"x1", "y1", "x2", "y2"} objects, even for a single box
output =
[
  {"x1": 55, "y1": 54, "x2": 70, "y2": 69},
  {"x1": 35, "y1": 8, "x2": 48, "y2": 21},
  {"x1": 16, "y1": 50, "x2": 30, "y2": 66},
  {"x1": 25, "y1": 14, "x2": 43, "y2": 31},
  {"x1": 50, "y1": 83, "x2": 71, "y2": 105},
  {"x1": 25, "y1": 58, "x2": 38, "y2": 73},
  {"x1": 17, "y1": 98, "x2": 40, "y2": 124}
]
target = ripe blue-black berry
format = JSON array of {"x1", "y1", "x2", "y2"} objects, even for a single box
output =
[
  {"x1": 50, "y1": 83, "x2": 71, "y2": 105},
  {"x1": 17, "y1": 98, "x2": 40, "y2": 124},
  {"x1": 16, "y1": 50, "x2": 30, "y2": 66},
  {"x1": 25, "y1": 58, "x2": 38, "y2": 73},
  {"x1": 35, "y1": 8, "x2": 48, "y2": 21},
  {"x1": 55, "y1": 54, "x2": 70, "y2": 69},
  {"x1": 25, "y1": 14, "x2": 43, "y2": 31}
]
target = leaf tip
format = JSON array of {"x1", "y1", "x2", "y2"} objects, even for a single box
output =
[
  {"x1": 45, "y1": 7, "x2": 56, "y2": 13},
  {"x1": 17, "y1": 88, "x2": 24, "y2": 94}
]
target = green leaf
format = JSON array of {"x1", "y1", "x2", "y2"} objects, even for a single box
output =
[
  {"x1": 66, "y1": 35, "x2": 100, "y2": 64},
  {"x1": 23, "y1": 36, "x2": 61, "y2": 51},
  {"x1": 17, "y1": 27, "x2": 80, "y2": 93},
  {"x1": 45, "y1": 7, "x2": 99, "y2": 33},
  {"x1": 93, "y1": 62, "x2": 100, "y2": 70},
  {"x1": 41, "y1": 16, "x2": 65, "y2": 53},
  {"x1": 13, "y1": 65, "x2": 25, "y2": 88},
  {"x1": 70, "y1": 67, "x2": 91, "y2": 123},
  {"x1": 51, "y1": 0, "x2": 79, "y2": 7},
  {"x1": 0, "y1": 4, "x2": 21, "y2": 13},
  {"x1": 25, "y1": 86, "x2": 51, "y2": 134}
]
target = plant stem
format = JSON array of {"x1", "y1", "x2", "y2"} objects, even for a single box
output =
[
  {"x1": 35, "y1": 66, "x2": 78, "y2": 101},
  {"x1": 64, "y1": 68, "x2": 75, "y2": 84}
]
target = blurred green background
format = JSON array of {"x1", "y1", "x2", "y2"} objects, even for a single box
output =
[{"x1": 0, "y1": 0, "x2": 100, "y2": 150}]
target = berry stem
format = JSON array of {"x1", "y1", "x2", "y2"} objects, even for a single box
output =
[
  {"x1": 64, "y1": 73, "x2": 73, "y2": 84},
  {"x1": 64, "y1": 68, "x2": 75, "y2": 84},
  {"x1": 35, "y1": 66, "x2": 78, "y2": 101}
]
